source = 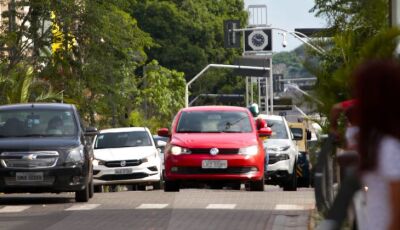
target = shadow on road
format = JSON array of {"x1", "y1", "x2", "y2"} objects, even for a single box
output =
[{"x1": 0, "y1": 195, "x2": 73, "y2": 205}]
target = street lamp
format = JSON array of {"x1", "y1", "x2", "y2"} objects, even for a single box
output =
[
  {"x1": 284, "y1": 83, "x2": 324, "y2": 105},
  {"x1": 278, "y1": 32, "x2": 287, "y2": 48},
  {"x1": 185, "y1": 64, "x2": 271, "y2": 108}
]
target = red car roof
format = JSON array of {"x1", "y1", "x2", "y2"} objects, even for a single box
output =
[{"x1": 181, "y1": 106, "x2": 249, "y2": 112}]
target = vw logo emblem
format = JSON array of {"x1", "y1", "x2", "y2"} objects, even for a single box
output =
[
  {"x1": 210, "y1": 148, "x2": 219, "y2": 156},
  {"x1": 120, "y1": 160, "x2": 126, "y2": 167}
]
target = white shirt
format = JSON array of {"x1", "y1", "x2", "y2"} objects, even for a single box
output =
[
  {"x1": 345, "y1": 126, "x2": 359, "y2": 149},
  {"x1": 362, "y1": 136, "x2": 400, "y2": 230}
]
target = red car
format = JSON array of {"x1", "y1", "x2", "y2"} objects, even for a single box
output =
[{"x1": 157, "y1": 106, "x2": 271, "y2": 192}]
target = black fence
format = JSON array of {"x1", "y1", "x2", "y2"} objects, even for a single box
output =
[{"x1": 314, "y1": 134, "x2": 362, "y2": 230}]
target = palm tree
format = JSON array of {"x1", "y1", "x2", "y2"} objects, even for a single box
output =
[{"x1": 0, "y1": 63, "x2": 61, "y2": 105}]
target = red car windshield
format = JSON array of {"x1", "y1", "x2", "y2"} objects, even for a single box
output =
[{"x1": 176, "y1": 111, "x2": 253, "y2": 133}]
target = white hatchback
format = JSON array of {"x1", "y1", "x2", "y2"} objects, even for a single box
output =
[{"x1": 92, "y1": 127, "x2": 162, "y2": 191}]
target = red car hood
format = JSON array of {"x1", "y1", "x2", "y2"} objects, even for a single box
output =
[{"x1": 171, "y1": 133, "x2": 258, "y2": 148}]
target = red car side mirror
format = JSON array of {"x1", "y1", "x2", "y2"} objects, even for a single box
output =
[
  {"x1": 256, "y1": 118, "x2": 266, "y2": 130},
  {"x1": 157, "y1": 128, "x2": 170, "y2": 137},
  {"x1": 258, "y1": 127, "x2": 272, "y2": 137}
]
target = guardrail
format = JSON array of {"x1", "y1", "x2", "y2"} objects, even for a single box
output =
[
  {"x1": 314, "y1": 134, "x2": 362, "y2": 230},
  {"x1": 314, "y1": 134, "x2": 336, "y2": 213}
]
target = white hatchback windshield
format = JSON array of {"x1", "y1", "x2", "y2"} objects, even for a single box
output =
[{"x1": 94, "y1": 131, "x2": 152, "y2": 149}]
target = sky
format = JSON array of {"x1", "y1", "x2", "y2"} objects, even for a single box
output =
[{"x1": 244, "y1": 0, "x2": 327, "y2": 52}]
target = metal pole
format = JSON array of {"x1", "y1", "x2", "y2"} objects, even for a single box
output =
[
  {"x1": 8, "y1": 0, "x2": 17, "y2": 65},
  {"x1": 269, "y1": 58, "x2": 273, "y2": 114},
  {"x1": 258, "y1": 78, "x2": 261, "y2": 109},
  {"x1": 185, "y1": 84, "x2": 189, "y2": 108},
  {"x1": 287, "y1": 84, "x2": 324, "y2": 105},
  {"x1": 391, "y1": 0, "x2": 400, "y2": 26},
  {"x1": 265, "y1": 75, "x2": 269, "y2": 114},
  {"x1": 185, "y1": 64, "x2": 271, "y2": 107},
  {"x1": 245, "y1": 77, "x2": 249, "y2": 106},
  {"x1": 250, "y1": 77, "x2": 253, "y2": 104}
]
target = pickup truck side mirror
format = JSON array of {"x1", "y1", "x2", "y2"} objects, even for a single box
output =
[{"x1": 84, "y1": 127, "x2": 98, "y2": 136}]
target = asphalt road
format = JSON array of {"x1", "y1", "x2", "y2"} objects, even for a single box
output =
[{"x1": 0, "y1": 185, "x2": 315, "y2": 230}]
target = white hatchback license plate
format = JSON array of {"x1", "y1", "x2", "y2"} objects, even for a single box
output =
[
  {"x1": 16, "y1": 172, "x2": 44, "y2": 182},
  {"x1": 115, "y1": 168, "x2": 132, "y2": 174},
  {"x1": 202, "y1": 160, "x2": 228, "y2": 169}
]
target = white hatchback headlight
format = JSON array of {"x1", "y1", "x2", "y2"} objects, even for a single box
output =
[
  {"x1": 92, "y1": 159, "x2": 105, "y2": 166},
  {"x1": 170, "y1": 145, "x2": 191, "y2": 155},
  {"x1": 239, "y1": 145, "x2": 259, "y2": 156},
  {"x1": 267, "y1": 145, "x2": 290, "y2": 152}
]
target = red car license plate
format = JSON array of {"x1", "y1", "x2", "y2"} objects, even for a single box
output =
[{"x1": 201, "y1": 160, "x2": 227, "y2": 169}]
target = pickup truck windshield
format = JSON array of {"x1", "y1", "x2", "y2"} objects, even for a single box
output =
[{"x1": 0, "y1": 109, "x2": 78, "y2": 138}]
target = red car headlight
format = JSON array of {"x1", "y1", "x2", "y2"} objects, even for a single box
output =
[
  {"x1": 239, "y1": 145, "x2": 258, "y2": 156},
  {"x1": 170, "y1": 145, "x2": 191, "y2": 156}
]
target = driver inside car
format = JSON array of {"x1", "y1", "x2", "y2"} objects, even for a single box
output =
[{"x1": 47, "y1": 116, "x2": 64, "y2": 135}]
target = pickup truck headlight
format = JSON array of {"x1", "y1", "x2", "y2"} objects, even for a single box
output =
[
  {"x1": 65, "y1": 146, "x2": 84, "y2": 164},
  {"x1": 239, "y1": 145, "x2": 258, "y2": 156},
  {"x1": 170, "y1": 145, "x2": 191, "y2": 156}
]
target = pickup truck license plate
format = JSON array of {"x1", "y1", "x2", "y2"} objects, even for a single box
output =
[
  {"x1": 202, "y1": 160, "x2": 227, "y2": 169},
  {"x1": 115, "y1": 168, "x2": 132, "y2": 174},
  {"x1": 16, "y1": 172, "x2": 44, "y2": 182}
]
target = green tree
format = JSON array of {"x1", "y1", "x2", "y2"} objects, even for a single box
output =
[
  {"x1": 0, "y1": 1, "x2": 155, "y2": 128},
  {"x1": 130, "y1": 0, "x2": 247, "y2": 79},
  {"x1": 305, "y1": 0, "x2": 397, "y2": 118},
  {"x1": 130, "y1": 60, "x2": 185, "y2": 132},
  {"x1": 0, "y1": 63, "x2": 60, "y2": 104}
]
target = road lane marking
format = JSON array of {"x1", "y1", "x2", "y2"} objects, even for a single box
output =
[
  {"x1": 206, "y1": 204, "x2": 236, "y2": 209},
  {"x1": 136, "y1": 203, "x2": 168, "y2": 209},
  {"x1": 65, "y1": 204, "x2": 100, "y2": 211},
  {"x1": 274, "y1": 204, "x2": 306, "y2": 210},
  {"x1": 0, "y1": 206, "x2": 30, "y2": 213}
]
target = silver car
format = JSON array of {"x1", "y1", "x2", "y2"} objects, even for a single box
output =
[{"x1": 259, "y1": 114, "x2": 300, "y2": 191}]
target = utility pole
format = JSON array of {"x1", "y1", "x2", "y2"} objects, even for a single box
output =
[
  {"x1": 245, "y1": 5, "x2": 272, "y2": 114},
  {"x1": 8, "y1": 0, "x2": 17, "y2": 66},
  {"x1": 390, "y1": 0, "x2": 400, "y2": 27}
]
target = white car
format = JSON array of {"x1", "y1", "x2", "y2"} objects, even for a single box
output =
[
  {"x1": 259, "y1": 114, "x2": 300, "y2": 191},
  {"x1": 92, "y1": 127, "x2": 162, "y2": 191}
]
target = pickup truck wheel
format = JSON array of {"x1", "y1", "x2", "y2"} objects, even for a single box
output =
[
  {"x1": 88, "y1": 179, "x2": 94, "y2": 198},
  {"x1": 94, "y1": 185, "x2": 103, "y2": 193},
  {"x1": 75, "y1": 183, "x2": 90, "y2": 202},
  {"x1": 283, "y1": 161, "x2": 298, "y2": 191}
]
